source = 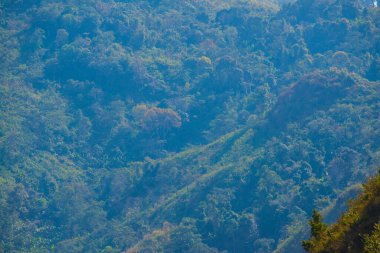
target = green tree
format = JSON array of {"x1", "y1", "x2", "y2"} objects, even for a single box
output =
[
  {"x1": 302, "y1": 209, "x2": 327, "y2": 252},
  {"x1": 364, "y1": 223, "x2": 380, "y2": 253}
]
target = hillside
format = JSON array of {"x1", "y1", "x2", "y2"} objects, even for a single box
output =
[
  {"x1": 112, "y1": 69, "x2": 380, "y2": 253},
  {"x1": 302, "y1": 172, "x2": 380, "y2": 253},
  {"x1": 0, "y1": 0, "x2": 379, "y2": 252}
]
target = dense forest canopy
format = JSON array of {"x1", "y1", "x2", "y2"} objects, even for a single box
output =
[{"x1": 0, "y1": 0, "x2": 379, "y2": 252}]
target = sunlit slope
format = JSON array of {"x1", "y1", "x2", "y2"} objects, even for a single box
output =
[{"x1": 302, "y1": 173, "x2": 380, "y2": 253}]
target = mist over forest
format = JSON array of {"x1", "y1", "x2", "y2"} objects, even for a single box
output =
[{"x1": 0, "y1": 0, "x2": 379, "y2": 252}]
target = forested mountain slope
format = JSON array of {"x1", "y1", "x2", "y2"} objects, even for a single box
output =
[
  {"x1": 0, "y1": 0, "x2": 379, "y2": 252},
  {"x1": 302, "y1": 172, "x2": 380, "y2": 253}
]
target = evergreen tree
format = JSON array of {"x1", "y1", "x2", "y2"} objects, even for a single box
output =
[{"x1": 302, "y1": 209, "x2": 327, "y2": 252}]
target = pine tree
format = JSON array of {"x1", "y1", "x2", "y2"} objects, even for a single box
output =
[{"x1": 302, "y1": 209, "x2": 327, "y2": 252}]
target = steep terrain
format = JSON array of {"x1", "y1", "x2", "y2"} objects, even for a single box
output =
[
  {"x1": 113, "y1": 69, "x2": 380, "y2": 253},
  {"x1": 0, "y1": 0, "x2": 379, "y2": 252},
  {"x1": 302, "y1": 172, "x2": 380, "y2": 253}
]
